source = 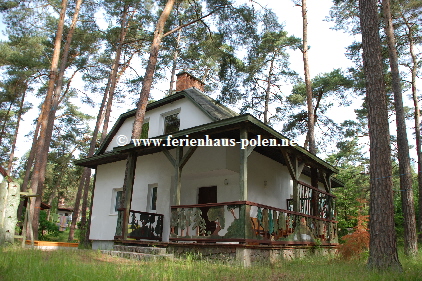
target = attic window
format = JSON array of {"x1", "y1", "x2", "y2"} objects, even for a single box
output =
[{"x1": 164, "y1": 113, "x2": 180, "y2": 135}]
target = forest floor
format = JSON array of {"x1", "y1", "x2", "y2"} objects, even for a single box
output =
[{"x1": 1, "y1": 245, "x2": 421, "y2": 281}]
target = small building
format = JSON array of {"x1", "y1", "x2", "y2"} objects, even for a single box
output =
[
  {"x1": 57, "y1": 207, "x2": 73, "y2": 231},
  {"x1": 76, "y1": 72, "x2": 342, "y2": 258}
]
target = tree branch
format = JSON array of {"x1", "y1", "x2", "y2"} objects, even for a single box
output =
[{"x1": 163, "y1": 5, "x2": 226, "y2": 38}]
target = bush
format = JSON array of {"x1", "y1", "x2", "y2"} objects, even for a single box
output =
[
  {"x1": 38, "y1": 210, "x2": 59, "y2": 239},
  {"x1": 338, "y1": 199, "x2": 369, "y2": 260}
]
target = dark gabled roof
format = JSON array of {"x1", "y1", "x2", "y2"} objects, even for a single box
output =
[
  {"x1": 183, "y1": 88, "x2": 238, "y2": 121},
  {"x1": 96, "y1": 88, "x2": 238, "y2": 155}
]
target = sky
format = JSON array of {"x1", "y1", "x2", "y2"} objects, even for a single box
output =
[
  {"x1": 1, "y1": 0, "x2": 374, "y2": 163},
  {"x1": 5, "y1": 0, "x2": 362, "y2": 160},
  {"x1": 239, "y1": 0, "x2": 360, "y2": 147}
]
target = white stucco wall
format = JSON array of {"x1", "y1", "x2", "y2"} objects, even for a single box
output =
[
  {"x1": 106, "y1": 98, "x2": 213, "y2": 152},
  {"x1": 131, "y1": 152, "x2": 174, "y2": 241},
  {"x1": 247, "y1": 151, "x2": 292, "y2": 210},
  {"x1": 89, "y1": 160, "x2": 126, "y2": 241},
  {"x1": 90, "y1": 144, "x2": 327, "y2": 242},
  {"x1": 299, "y1": 174, "x2": 326, "y2": 191}
]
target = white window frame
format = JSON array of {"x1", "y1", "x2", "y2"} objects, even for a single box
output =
[
  {"x1": 161, "y1": 108, "x2": 181, "y2": 135},
  {"x1": 110, "y1": 188, "x2": 123, "y2": 215},
  {"x1": 147, "y1": 184, "x2": 158, "y2": 213}
]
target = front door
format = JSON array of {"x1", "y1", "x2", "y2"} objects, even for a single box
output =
[{"x1": 198, "y1": 186, "x2": 217, "y2": 235}]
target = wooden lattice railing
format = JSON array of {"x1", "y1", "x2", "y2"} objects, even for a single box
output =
[
  {"x1": 169, "y1": 201, "x2": 338, "y2": 245},
  {"x1": 286, "y1": 181, "x2": 336, "y2": 220},
  {"x1": 115, "y1": 208, "x2": 164, "y2": 241}
]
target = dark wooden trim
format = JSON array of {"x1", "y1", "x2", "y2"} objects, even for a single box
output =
[
  {"x1": 161, "y1": 147, "x2": 175, "y2": 166},
  {"x1": 179, "y1": 146, "x2": 197, "y2": 169},
  {"x1": 78, "y1": 113, "x2": 340, "y2": 176},
  {"x1": 298, "y1": 181, "x2": 336, "y2": 198}
]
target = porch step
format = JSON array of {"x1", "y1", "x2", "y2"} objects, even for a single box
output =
[
  {"x1": 101, "y1": 245, "x2": 173, "y2": 261},
  {"x1": 113, "y1": 245, "x2": 168, "y2": 255}
]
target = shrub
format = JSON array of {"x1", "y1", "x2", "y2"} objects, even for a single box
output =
[
  {"x1": 338, "y1": 198, "x2": 369, "y2": 260},
  {"x1": 38, "y1": 210, "x2": 60, "y2": 239}
]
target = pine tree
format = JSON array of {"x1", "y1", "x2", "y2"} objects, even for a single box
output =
[{"x1": 358, "y1": 0, "x2": 401, "y2": 270}]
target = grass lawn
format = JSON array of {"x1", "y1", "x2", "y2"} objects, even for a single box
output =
[
  {"x1": 39, "y1": 228, "x2": 80, "y2": 243},
  {"x1": 1, "y1": 246, "x2": 421, "y2": 281}
]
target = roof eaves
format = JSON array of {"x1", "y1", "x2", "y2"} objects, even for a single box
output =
[{"x1": 245, "y1": 115, "x2": 339, "y2": 173}]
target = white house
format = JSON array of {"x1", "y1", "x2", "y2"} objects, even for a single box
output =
[{"x1": 76, "y1": 72, "x2": 341, "y2": 251}]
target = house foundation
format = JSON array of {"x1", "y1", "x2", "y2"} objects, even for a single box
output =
[
  {"x1": 110, "y1": 240, "x2": 338, "y2": 266},
  {"x1": 167, "y1": 243, "x2": 338, "y2": 266}
]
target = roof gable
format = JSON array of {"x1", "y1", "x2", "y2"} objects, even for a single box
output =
[{"x1": 96, "y1": 89, "x2": 238, "y2": 155}]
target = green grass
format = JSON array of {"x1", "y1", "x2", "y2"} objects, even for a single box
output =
[
  {"x1": 1, "y1": 246, "x2": 421, "y2": 281},
  {"x1": 40, "y1": 228, "x2": 80, "y2": 243}
]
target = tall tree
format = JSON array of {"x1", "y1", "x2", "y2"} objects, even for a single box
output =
[
  {"x1": 358, "y1": 0, "x2": 401, "y2": 270},
  {"x1": 381, "y1": 0, "x2": 417, "y2": 257},
  {"x1": 241, "y1": 13, "x2": 300, "y2": 125},
  {"x1": 28, "y1": 0, "x2": 69, "y2": 239},
  {"x1": 295, "y1": 0, "x2": 315, "y2": 154},
  {"x1": 397, "y1": 0, "x2": 422, "y2": 238},
  {"x1": 283, "y1": 69, "x2": 354, "y2": 150}
]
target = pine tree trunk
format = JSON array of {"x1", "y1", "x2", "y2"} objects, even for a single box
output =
[
  {"x1": 263, "y1": 55, "x2": 275, "y2": 125},
  {"x1": 131, "y1": 0, "x2": 176, "y2": 139},
  {"x1": 17, "y1": 112, "x2": 42, "y2": 227},
  {"x1": 28, "y1": 0, "x2": 68, "y2": 239},
  {"x1": 168, "y1": 29, "x2": 182, "y2": 96},
  {"x1": 7, "y1": 88, "x2": 26, "y2": 174},
  {"x1": 52, "y1": 0, "x2": 83, "y2": 108},
  {"x1": 115, "y1": 0, "x2": 175, "y2": 239},
  {"x1": 0, "y1": 101, "x2": 13, "y2": 148},
  {"x1": 382, "y1": 0, "x2": 417, "y2": 257},
  {"x1": 72, "y1": 3, "x2": 131, "y2": 244},
  {"x1": 21, "y1": 113, "x2": 42, "y2": 194},
  {"x1": 79, "y1": 171, "x2": 91, "y2": 247},
  {"x1": 68, "y1": 167, "x2": 89, "y2": 241},
  {"x1": 301, "y1": 0, "x2": 315, "y2": 154},
  {"x1": 68, "y1": 27, "x2": 113, "y2": 241},
  {"x1": 402, "y1": 12, "x2": 422, "y2": 239},
  {"x1": 358, "y1": 0, "x2": 401, "y2": 270},
  {"x1": 100, "y1": 4, "x2": 130, "y2": 142}
]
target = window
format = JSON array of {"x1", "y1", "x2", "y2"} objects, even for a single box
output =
[
  {"x1": 164, "y1": 113, "x2": 180, "y2": 134},
  {"x1": 111, "y1": 188, "x2": 123, "y2": 214},
  {"x1": 147, "y1": 184, "x2": 158, "y2": 212}
]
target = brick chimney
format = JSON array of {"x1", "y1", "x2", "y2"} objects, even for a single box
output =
[{"x1": 176, "y1": 72, "x2": 205, "y2": 92}]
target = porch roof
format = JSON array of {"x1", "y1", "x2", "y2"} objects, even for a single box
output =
[{"x1": 75, "y1": 114, "x2": 343, "y2": 187}]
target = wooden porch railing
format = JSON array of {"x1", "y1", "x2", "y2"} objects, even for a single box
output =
[
  {"x1": 287, "y1": 181, "x2": 336, "y2": 219},
  {"x1": 115, "y1": 208, "x2": 164, "y2": 241},
  {"x1": 170, "y1": 200, "x2": 338, "y2": 245}
]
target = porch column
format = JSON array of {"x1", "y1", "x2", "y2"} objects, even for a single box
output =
[
  {"x1": 162, "y1": 146, "x2": 197, "y2": 206},
  {"x1": 281, "y1": 149, "x2": 304, "y2": 212},
  {"x1": 320, "y1": 170, "x2": 333, "y2": 219},
  {"x1": 311, "y1": 168, "x2": 319, "y2": 216},
  {"x1": 239, "y1": 128, "x2": 255, "y2": 201},
  {"x1": 174, "y1": 147, "x2": 183, "y2": 206},
  {"x1": 115, "y1": 152, "x2": 137, "y2": 240}
]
